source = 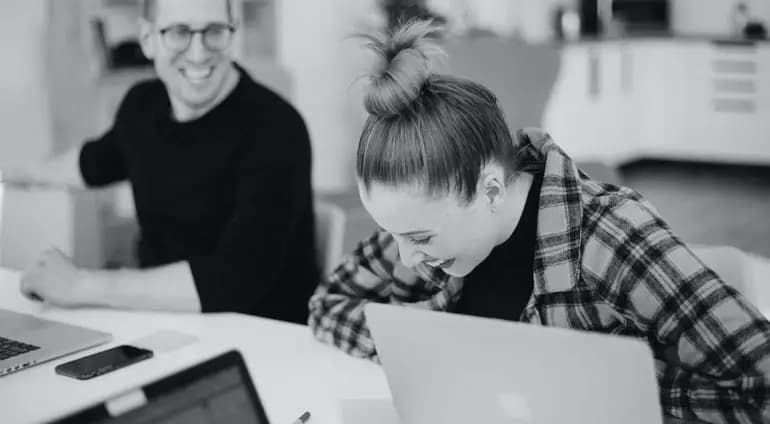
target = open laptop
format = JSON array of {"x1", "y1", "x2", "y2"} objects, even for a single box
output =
[
  {"x1": 0, "y1": 308, "x2": 112, "y2": 376},
  {"x1": 365, "y1": 303, "x2": 663, "y2": 424},
  {"x1": 52, "y1": 350, "x2": 270, "y2": 424}
]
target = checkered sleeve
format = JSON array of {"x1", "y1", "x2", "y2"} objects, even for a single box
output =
[
  {"x1": 308, "y1": 230, "x2": 413, "y2": 360},
  {"x1": 583, "y1": 199, "x2": 770, "y2": 423}
]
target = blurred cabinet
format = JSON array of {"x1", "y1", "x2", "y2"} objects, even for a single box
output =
[
  {"x1": 544, "y1": 38, "x2": 770, "y2": 165},
  {"x1": 0, "y1": 187, "x2": 104, "y2": 270},
  {"x1": 689, "y1": 42, "x2": 768, "y2": 160}
]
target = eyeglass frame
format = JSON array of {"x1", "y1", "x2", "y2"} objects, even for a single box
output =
[{"x1": 156, "y1": 22, "x2": 238, "y2": 53}]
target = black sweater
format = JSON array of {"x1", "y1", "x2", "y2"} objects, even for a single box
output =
[{"x1": 79, "y1": 65, "x2": 319, "y2": 324}]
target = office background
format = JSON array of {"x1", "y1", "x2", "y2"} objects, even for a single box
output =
[{"x1": 0, "y1": 0, "x2": 768, "y2": 270}]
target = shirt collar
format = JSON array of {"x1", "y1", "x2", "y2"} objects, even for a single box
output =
[{"x1": 516, "y1": 127, "x2": 584, "y2": 295}]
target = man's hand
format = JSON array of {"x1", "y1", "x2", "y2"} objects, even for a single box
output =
[
  {"x1": 20, "y1": 250, "x2": 201, "y2": 312},
  {"x1": 20, "y1": 248, "x2": 86, "y2": 307}
]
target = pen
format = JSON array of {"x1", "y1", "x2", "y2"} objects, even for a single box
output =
[{"x1": 291, "y1": 411, "x2": 311, "y2": 424}]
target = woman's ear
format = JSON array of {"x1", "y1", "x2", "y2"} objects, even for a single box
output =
[{"x1": 479, "y1": 165, "x2": 506, "y2": 211}]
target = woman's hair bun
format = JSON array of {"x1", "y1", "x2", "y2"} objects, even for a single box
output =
[{"x1": 361, "y1": 19, "x2": 445, "y2": 117}]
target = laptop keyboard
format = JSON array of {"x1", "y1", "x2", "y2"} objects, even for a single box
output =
[{"x1": 0, "y1": 337, "x2": 40, "y2": 360}]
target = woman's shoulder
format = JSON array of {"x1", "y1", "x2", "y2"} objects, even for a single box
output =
[{"x1": 580, "y1": 179, "x2": 669, "y2": 239}]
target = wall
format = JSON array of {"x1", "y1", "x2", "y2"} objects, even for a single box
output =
[
  {"x1": 0, "y1": 1, "x2": 105, "y2": 269},
  {"x1": 276, "y1": 0, "x2": 383, "y2": 192},
  {"x1": 445, "y1": 38, "x2": 561, "y2": 132},
  {"x1": 0, "y1": 0, "x2": 52, "y2": 170}
]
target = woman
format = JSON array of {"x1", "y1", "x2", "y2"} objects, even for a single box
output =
[{"x1": 308, "y1": 20, "x2": 770, "y2": 423}]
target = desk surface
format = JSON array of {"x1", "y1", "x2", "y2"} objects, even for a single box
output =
[
  {"x1": 0, "y1": 268, "x2": 390, "y2": 424},
  {"x1": 3, "y1": 253, "x2": 770, "y2": 424}
]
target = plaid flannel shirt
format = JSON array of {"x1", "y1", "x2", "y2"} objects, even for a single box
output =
[{"x1": 308, "y1": 128, "x2": 770, "y2": 423}]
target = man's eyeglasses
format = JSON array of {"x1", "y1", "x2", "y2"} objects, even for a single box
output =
[{"x1": 158, "y1": 23, "x2": 236, "y2": 52}]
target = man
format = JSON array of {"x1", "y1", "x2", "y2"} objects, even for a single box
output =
[{"x1": 3, "y1": 0, "x2": 318, "y2": 324}]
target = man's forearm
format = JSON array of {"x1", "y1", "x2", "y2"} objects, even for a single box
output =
[{"x1": 76, "y1": 261, "x2": 202, "y2": 312}]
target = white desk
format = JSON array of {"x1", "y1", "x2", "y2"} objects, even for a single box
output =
[
  {"x1": 3, "y1": 253, "x2": 770, "y2": 424},
  {"x1": 0, "y1": 268, "x2": 391, "y2": 424}
]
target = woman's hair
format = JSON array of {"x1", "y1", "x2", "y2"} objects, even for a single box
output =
[{"x1": 356, "y1": 19, "x2": 537, "y2": 203}]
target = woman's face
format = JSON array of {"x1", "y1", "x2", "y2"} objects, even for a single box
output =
[{"x1": 359, "y1": 173, "x2": 510, "y2": 277}]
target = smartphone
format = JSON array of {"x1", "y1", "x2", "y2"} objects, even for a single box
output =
[{"x1": 55, "y1": 345, "x2": 153, "y2": 380}]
